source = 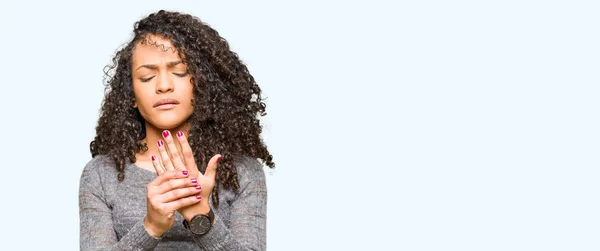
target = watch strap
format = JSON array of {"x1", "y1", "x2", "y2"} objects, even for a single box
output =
[{"x1": 207, "y1": 207, "x2": 215, "y2": 223}]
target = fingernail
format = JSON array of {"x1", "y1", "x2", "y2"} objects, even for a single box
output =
[
  {"x1": 196, "y1": 195, "x2": 202, "y2": 200},
  {"x1": 157, "y1": 140, "x2": 163, "y2": 147},
  {"x1": 217, "y1": 156, "x2": 222, "y2": 163},
  {"x1": 151, "y1": 156, "x2": 156, "y2": 161},
  {"x1": 195, "y1": 185, "x2": 201, "y2": 190},
  {"x1": 191, "y1": 178, "x2": 197, "y2": 183},
  {"x1": 162, "y1": 130, "x2": 170, "y2": 138},
  {"x1": 182, "y1": 170, "x2": 188, "y2": 175},
  {"x1": 177, "y1": 131, "x2": 183, "y2": 137}
]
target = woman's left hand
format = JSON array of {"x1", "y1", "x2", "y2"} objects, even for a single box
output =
[{"x1": 152, "y1": 130, "x2": 221, "y2": 220}]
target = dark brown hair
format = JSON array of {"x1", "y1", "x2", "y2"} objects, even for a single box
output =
[{"x1": 90, "y1": 10, "x2": 275, "y2": 206}]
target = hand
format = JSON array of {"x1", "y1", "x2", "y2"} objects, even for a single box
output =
[
  {"x1": 144, "y1": 169, "x2": 203, "y2": 237},
  {"x1": 154, "y1": 130, "x2": 221, "y2": 221}
]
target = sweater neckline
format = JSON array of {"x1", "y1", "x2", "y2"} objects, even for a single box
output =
[{"x1": 129, "y1": 162, "x2": 159, "y2": 178}]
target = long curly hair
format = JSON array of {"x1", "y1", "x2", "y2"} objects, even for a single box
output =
[{"x1": 90, "y1": 10, "x2": 275, "y2": 207}]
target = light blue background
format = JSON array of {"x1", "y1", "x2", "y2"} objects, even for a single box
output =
[{"x1": 0, "y1": 0, "x2": 598, "y2": 250}]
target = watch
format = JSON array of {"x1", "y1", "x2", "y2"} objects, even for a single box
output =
[{"x1": 183, "y1": 208, "x2": 215, "y2": 235}]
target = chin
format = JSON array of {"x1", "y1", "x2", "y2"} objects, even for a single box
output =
[
  {"x1": 147, "y1": 113, "x2": 191, "y2": 130},
  {"x1": 151, "y1": 122, "x2": 184, "y2": 130}
]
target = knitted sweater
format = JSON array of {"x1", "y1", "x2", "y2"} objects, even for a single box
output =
[{"x1": 79, "y1": 155, "x2": 267, "y2": 250}]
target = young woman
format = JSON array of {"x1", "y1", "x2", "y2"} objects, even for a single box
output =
[{"x1": 79, "y1": 10, "x2": 275, "y2": 250}]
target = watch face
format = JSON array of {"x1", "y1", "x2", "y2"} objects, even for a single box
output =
[{"x1": 190, "y1": 215, "x2": 211, "y2": 235}]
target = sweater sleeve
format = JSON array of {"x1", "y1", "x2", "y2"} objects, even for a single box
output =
[
  {"x1": 79, "y1": 159, "x2": 161, "y2": 251},
  {"x1": 190, "y1": 158, "x2": 268, "y2": 250}
]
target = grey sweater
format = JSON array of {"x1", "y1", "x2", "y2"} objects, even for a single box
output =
[{"x1": 79, "y1": 155, "x2": 267, "y2": 250}]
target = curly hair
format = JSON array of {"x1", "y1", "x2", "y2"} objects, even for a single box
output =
[{"x1": 90, "y1": 10, "x2": 275, "y2": 207}]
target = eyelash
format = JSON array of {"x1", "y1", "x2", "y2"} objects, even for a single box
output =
[
  {"x1": 139, "y1": 72, "x2": 189, "y2": 83},
  {"x1": 140, "y1": 77, "x2": 154, "y2": 82}
]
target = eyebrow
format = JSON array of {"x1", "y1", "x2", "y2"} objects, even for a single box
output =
[{"x1": 135, "y1": 60, "x2": 183, "y2": 71}]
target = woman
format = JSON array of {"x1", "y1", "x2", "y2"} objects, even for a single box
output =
[{"x1": 79, "y1": 10, "x2": 275, "y2": 250}]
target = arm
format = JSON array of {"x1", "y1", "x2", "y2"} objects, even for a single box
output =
[
  {"x1": 189, "y1": 159, "x2": 267, "y2": 251},
  {"x1": 79, "y1": 162, "x2": 161, "y2": 251},
  {"x1": 154, "y1": 132, "x2": 267, "y2": 250}
]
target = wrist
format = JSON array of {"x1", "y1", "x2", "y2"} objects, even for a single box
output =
[
  {"x1": 143, "y1": 216, "x2": 164, "y2": 238},
  {"x1": 182, "y1": 202, "x2": 211, "y2": 222}
]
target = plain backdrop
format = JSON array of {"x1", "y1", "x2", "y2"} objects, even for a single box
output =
[{"x1": 0, "y1": 0, "x2": 598, "y2": 250}]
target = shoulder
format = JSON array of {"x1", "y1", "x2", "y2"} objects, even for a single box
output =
[
  {"x1": 232, "y1": 156, "x2": 266, "y2": 185},
  {"x1": 79, "y1": 155, "x2": 118, "y2": 184}
]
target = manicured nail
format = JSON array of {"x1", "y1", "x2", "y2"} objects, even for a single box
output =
[
  {"x1": 191, "y1": 178, "x2": 197, "y2": 184},
  {"x1": 196, "y1": 195, "x2": 202, "y2": 200},
  {"x1": 182, "y1": 170, "x2": 188, "y2": 175},
  {"x1": 151, "y1": 156, "x2": 156, "y2": 161},
  {"x1": 177, "y1": 131, "x2": 183, "y2": 137},
  {"x1": 217, "y1": 156, "x2": 222, "y2": 163},
  {"x1": 195, "y1": 185, "x2": 202, "y2": 190},
  {"x1": 162, "y1": 130, "x2": 170, "y2": 138},
  {"x1": 157, "y1": 140, "x2": 163, "y2": 147}
]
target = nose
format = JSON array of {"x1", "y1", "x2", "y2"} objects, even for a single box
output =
[{"x1": 155, "y1": 72, "x2": 174, "y2": 93}]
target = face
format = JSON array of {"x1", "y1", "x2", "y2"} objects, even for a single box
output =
[{"x1": 131, "y1": 35, "x2": 194, "y2": 130}]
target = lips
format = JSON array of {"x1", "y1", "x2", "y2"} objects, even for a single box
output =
[{"x1": 153, "y1": 98, "x2": 180, "y2": 108}]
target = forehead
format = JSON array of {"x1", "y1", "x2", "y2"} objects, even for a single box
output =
[{"x1": 132, "y1": 35, "x2": 182, "y2": 66}]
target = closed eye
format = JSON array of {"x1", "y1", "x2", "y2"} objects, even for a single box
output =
[
  {"x1": 140, "y1": 76, "x2": 155, "y2": 82},
  {"x1": 173, "y1": 72, "x2": 189, "y2": 77}
]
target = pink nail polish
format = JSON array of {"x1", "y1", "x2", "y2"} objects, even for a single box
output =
[
  {"x1": 162, "y1": 130, "x2": 170, "y2": 138},
  {"x1": 151, "y1": 156, "x2": 156, "y2": 161},
  {"x1": 196, "y1": 195, "x2": 202, "y2": 200},
  {"x1": 177, "y1": 131, "x2": 183, "y2": 137},
  {"x1": 217, "y1": 156, "x2": 222, "y2": 163},
  {"x1": 191, "y1": 178, "x2": 197, "y2": 184},
  {"x1": 157, "y1": 140, "x2": 163, "y2": 147},
  {"x1": 182, "y1": 170, "x2": 188, "y2": 175},
  {"x1": 195, "y1": 185, "x2": 201, "y2": 190}
]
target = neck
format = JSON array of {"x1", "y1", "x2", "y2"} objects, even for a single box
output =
[{"x1": 137, "y1": 122, "x2": 190, "y2": 161}]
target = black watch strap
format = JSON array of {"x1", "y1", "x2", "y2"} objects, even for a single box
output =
[
  {"x1": 204, "y1": 208, "x2": 215, "y2": 224},
  {"x1": 208, "y1": 207, "x2": 215, "y2": 222}
]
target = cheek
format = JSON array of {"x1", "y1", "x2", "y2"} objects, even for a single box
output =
[
  {"x1": 132, "y1": 82, "x2": 143, "y2": 98},
  {"x1": 132, "y1": 83, "x2": 152, "y2": 105},
  {"x1": 179, "y1": 78, "x2": 195, "y2": 99}
]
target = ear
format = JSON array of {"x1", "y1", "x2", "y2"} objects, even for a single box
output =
[{"x1": 133, "y1": 99, "x2": 138, "y2": 108}]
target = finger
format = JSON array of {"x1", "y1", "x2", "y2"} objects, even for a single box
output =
[
  {"x1": 157, "y1": 139, "x2": 175, "y2": 171},
  {"x1": 175, "y1": 131, "x2": 198, "y2": 175},
  {"x1": 163, "y1": 194, "x2": 203, "y2": 212},
  {"x1": 157, "y1": 176, "x2": 199, "y2": 195},
  {"x1": 151, "y1": 155, "x2": 166, "y2": 175},
  {"x1": 160, "y1": 184, "x2": 202, "y2": 203},
  {"x1": 204, "y1": 154, "x2": 222, "y2": 179},
  {"x1": 149, "y1": 169, "x2": 190, "y2": 186},
  {"x1": 162, "y1": 130, "x2": 185, "y2": 170}
]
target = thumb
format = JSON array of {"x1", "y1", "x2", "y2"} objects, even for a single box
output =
[{"x1": 204, "y1": 154, "x2": 222, "y2": 179}]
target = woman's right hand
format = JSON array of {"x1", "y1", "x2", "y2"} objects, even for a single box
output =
[{"x1": 143, "y1": 166, "x2": 203, "y2": 237}]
